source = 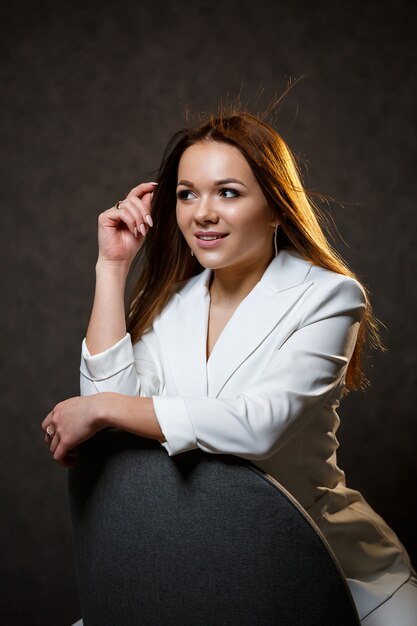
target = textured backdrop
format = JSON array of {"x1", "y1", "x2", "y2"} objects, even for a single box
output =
[{"x1": 1, "y1": 0, "x2": 416, "y2": 624}]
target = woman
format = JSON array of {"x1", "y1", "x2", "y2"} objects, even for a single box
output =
[{"x1": 43, "y1": 111, "x2": 416, "y2": 624}]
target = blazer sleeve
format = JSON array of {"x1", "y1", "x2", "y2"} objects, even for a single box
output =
[
  {"x1": 79, "y1": 331, "x2": 164, "y2": 398},
  {"x1": 153, "y1": 276, "x2": 367, "y2": 459}
]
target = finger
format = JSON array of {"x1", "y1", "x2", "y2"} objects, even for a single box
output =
[
  {"x1": 130, "y1": 187, "x2": 155, "y2": 214},
  {"x1": 109, "y1": 203, "x2": 141, "y2": 238},
  {"x1": 42, "y1": 411, "x2": 53, "y2": 431},
  {"x1": 53, "y1": 439, "x2": 71, "y2": 465},
  {"x1": 123, "y1": 197, "x2": 153, "y2": 234},
  {"x1": 119, "y1": 198, "x2": 151, "y2": 238},
  {"x1": 54, "y1": 451, "x2": 73, "y2": 468},
  {"x1": 127, "y1": 183, "x2": 157, "y2": 222},
  {"x1": 49, "y1": 432, "x2": 60, "y2": 455},
  {"x1": 101, "y1": 192, "x2": 153, "y2": 236},
  {"x1": 127, "y1": 181, "x2": 158, "y2": 199}
]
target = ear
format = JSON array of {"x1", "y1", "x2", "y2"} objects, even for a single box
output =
[{"x1": 268, "y1": 203, "x2": 281, "y2": 227}]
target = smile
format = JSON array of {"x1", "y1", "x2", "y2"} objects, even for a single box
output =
[{"x1": 194, "y1": 233, "x2": 228, "y2": 248}]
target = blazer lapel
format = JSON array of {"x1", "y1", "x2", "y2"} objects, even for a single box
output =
[
  {"x1": 207, "y1": 250, "x2": 314, "y2": 397},
  {"x1": 155, "y1": 269, "x2": 211, "y2": 397}
]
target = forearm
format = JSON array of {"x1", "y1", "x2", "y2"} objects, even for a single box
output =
[
  {"x1": 86, "y1": 260, "x2": 130, "y2": 355},
  {"x1": 100, "y1": 393, "x2": 165, "y2": 443},
  {"x1": 42, "y1": 392, "x2": 164, "y2": 467}
]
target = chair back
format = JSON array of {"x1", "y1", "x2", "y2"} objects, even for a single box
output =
[{"x1": 68, "y1": 429, "x2": 360, "y2": 626}]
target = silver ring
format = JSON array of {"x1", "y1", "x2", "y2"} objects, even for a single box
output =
[
  {"x1": 115, "y1": 200, "x2": 122, "y2": 210},
  {"x1": 46, "y1": 426, "x2": 55, "y2": 438}
]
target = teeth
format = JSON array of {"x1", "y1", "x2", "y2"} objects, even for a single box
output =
[{"x1": 199, "y1": 235, "x2": 221, "y2": 240}]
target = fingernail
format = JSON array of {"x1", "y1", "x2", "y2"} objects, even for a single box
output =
[
  {"x1": 133, "y1": 227, "x2": 138, "y2": 238},
  {"x1": 151, "y1": 182, "x2": 158, "y2": 185},
  {"x1": 139, "y1": 224, "x2": 146, "y2": 237},
  {"x1": 145, "y1": 215, "x2": 153, "y2": 227}
]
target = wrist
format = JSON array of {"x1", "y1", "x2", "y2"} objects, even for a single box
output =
[
  {"x1": 95, "y1": 258, "x2": 131, "y2": 279},
  {"x1": 94, "y1": 394, "x2": 165, "y2": 442},
  {"x1": 95, "y1": 392, "x2": 120, "y2": 429}
]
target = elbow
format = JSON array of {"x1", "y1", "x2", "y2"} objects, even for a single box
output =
[
  {"x1": 242, "y1": 434, "x2": 280, "y2": 461},
  {"x1": 235, "y1": 420, "x2": 285, "y2": 461},
  {"x1": 233, "y1": 395, "x2": 300, "y2": 460}
]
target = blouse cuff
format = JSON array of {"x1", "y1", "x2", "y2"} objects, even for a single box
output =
[
  {"x1": 152, "y1": 396, "x2": 197, "y2": 456},
  {"x1": 80, "y1": 333, "x2": 135, "y2": 381}
]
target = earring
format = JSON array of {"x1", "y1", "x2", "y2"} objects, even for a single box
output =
[
  {"x1": 191, "y1": 249, "x2": 194, "y2": 257},
  {"x1": 274, "y1": 225, "x2": 279, "y2": 257}
]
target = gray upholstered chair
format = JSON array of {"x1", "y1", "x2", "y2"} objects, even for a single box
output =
[{"x1": 68, "y1": 429, "x2": 360, "y2": 626}]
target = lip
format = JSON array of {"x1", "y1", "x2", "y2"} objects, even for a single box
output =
[{"x1": 194, "y1": 231, "x2": 229, "y2": 249}]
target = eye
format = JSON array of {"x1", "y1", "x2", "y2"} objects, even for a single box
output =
[
  {"x1": 219, "y1": 188, "x2": 240, "y2": 198},
  {"x1": 176, "y1": 189, "x2": 195, "y2": 200}
]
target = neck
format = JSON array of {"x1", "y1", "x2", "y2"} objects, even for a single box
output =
[{"x1": 209, "y1": 254, "x2": 273, "y2": 305}]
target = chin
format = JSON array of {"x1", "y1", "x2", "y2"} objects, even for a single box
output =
[
  {"x1": 195, "y1": 259, "x2": 223, "y2": 270},
  {"x1": 193, "y1": 250, "x2": 229, "y2": 268}
]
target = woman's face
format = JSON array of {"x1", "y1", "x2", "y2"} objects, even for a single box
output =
[{"x1": 176, "y1": 141, "x2": 277, "y2": 274}]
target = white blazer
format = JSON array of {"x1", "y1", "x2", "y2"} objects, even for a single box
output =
[{"x1": 80, "y1": 248, "x2": 412, "y2": 620}]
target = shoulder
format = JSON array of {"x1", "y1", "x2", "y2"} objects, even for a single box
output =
[
  {"x1": 309, "y1": 262, "x2": 365, "y2": 292},
  {"x1": 265, "y1": 249, "x2": 366, "y2": 302},
  {"x1": 301, "y1": 263, "x2": 367, "y2": 325},
  {"x1": 266, "y1": 249, "x2": 367, "y2": 324},
  {"x1": 308, "y1": 263, "x2": 366, "y2": 302}
]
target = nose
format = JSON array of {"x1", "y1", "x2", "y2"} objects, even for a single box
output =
[{"x1": 193, "y1": 196, "x2": 219, "y2": 224}]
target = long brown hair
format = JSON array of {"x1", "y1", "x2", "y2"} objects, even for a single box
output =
[{"x1": 126, "y1": 110, "x2": 383, "y2": 391}]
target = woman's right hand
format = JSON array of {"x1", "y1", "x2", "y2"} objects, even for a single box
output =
[{"x1": 97, "y1": 181, "x2": 157, "y2": 265}]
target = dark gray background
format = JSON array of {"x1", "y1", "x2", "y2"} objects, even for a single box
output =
[{"x1": 1, "y1": 0, "x2": 416, "y2": 624}]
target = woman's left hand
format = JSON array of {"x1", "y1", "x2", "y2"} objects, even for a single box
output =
[{"x1": 42, "y1": 394, "x2": 107, "y2": 467}]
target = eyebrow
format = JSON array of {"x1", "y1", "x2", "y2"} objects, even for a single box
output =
[{"x1": 177, "y1": 178, "x2": 247, "y2": 188}]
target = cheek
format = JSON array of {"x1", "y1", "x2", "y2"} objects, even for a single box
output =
[{"x1": 234, "y1": 211, "x2": 271, "y2": 239}]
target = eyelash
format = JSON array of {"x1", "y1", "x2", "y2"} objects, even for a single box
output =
[
  {"x1": 220, "y1": 188, "x2": 240, "y2": 198},
  {"x1": 176, "y1": 190, "x2": 194, "y2": 200},
  {"x1": 176, "y1": 188, "x2": 240, "y2": 200}
]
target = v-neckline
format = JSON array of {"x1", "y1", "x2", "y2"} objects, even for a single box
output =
[{"x1": 204, "y1": 273, "x2": 261, "y2": 365}]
